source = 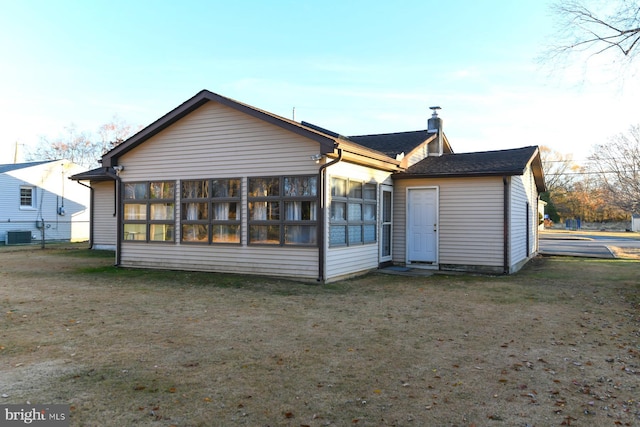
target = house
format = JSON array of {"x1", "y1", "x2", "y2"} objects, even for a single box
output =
[
  {"x1": 71, "y1": 90, "x2": 545, "y2": 282},
  {"x1": 632, "y1": 214, "x2": 640, "y2": 232},
  {"x1": 1, "y1": 160, "x2": 90, "y2": 244}
]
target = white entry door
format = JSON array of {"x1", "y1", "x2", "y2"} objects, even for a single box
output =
[{"x1": 407, "y1": 188, "x2": 438, "y2": 264}]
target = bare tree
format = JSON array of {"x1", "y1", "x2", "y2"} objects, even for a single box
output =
[
  {"x1": 97, "y1": 115, "x2": 140, "y2": 154},
  {"x1": 28, "y1": 117, "x2": 139, "y2": 169},
  {"x1": 549, "y1": 0, "x2": 640, "y2": 61},
  {"x1": 588, "y1": 124, "x2": 640, "y2": 213},
  {"x1": 30, "y1": 124, "x2": 101, "y2": 169},
  {"x1": 539, "y1": 146, "x2": 581, "y2": 222},
  {"x1": 540, "y1": 145, "x2": 581, "y2": 193}
]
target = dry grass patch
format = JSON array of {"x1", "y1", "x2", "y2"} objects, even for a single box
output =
[
  {"x1": 1, "y1": 246, "x2": 639, "y2": 426},
  {"x1": 610, "y1": 246, "x2": 640, "y2": 260}
]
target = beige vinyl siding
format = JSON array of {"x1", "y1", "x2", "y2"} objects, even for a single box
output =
[
  {"x1": 116, "y1": 101, "x2": 322, "y2": 278},
  {"x1": 120, "y1": 245, "x2": 319, "y2": 279},
  {"x1": 325, "y1": 162, "x2": 393, "y2": 190},
  {"x1": 405, "y1": 144, "x2": 428, "y2": 168},
  {"x1": 438, "y1": 177, "x2": 505, "y2": 267},
  {"x1": 526, "y1": 166, "x2": 540, "y2": 254},
  {"x1": 509, "y1": 175, "x2": 528, "y2": 266},
  {"x1": 92, "y1": 181, "x2": 116, "y2": 249},
  {"x1": 528, "y1": 167, "x2": 540, "y2": 254},
  {"x1": 509, "y1": 166, "x2": 540, "y2": 269},
  {"x1": 326, "y1": 245, "x2": 378, "y2": 280},
  {"x1": 324, "y1": 162, "x2": 393, "y2": 281},
  {"x1": 118, "y1": 102, "x2": 321, "y2": 180},
  {"x1": 399, "y1": 135, "x2": 436, "y2": 169},
  {"x1": 391, "y1": 181, "x2": 409, "y2": 263},
  {"x1": 393, "y1": 177, "x2": 505, "y2": 268}
]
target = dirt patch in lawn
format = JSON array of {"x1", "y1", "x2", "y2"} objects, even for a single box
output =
[{"x1": 1, "y1": 246, "x2": 639, "y2": 426}]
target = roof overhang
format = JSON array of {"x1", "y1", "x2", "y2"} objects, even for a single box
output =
[
  {"x1": 394, "y1": 146, "x2": 546, "y2": 193},
  {"x1": 394, "y1": 167, "x2": 546, "y2": 193},
  {"x1": 333, "y1": 139, "x2": 402, "y2": 172},
  {"x1": 69, "y1": 167, "x2": 117, "y2": 182},
  {"x1": 393, "y1": 170, "x2": 523, "y2": 180},
  {"x1": 527, "y1": 147, "x2": 546, "y2": 193}
]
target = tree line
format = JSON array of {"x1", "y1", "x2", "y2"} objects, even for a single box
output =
[{"x1": 541, "y1": 124, "x2": 640, "y2": 223}]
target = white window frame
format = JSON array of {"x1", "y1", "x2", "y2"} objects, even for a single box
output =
[
  {"x1": 379, "y1": 184, "x2": 393, "y2": 263},
  {"x1": 19, "y1": 186, "x2": 36, "y2": 209}
]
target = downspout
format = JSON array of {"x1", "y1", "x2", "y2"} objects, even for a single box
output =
[
  {"x1": 526, "y1": 202, "x2": 531, "y2": 258},
  {"x1": 503, "y1": 176, "x2": 509, "y2": 274},
  {"x1": 75, "y1": 180, "x2": 94, "y2": 249},
  {"x1": 105, "y1": 167, "x2": 122, "y2": 267},
  {"x1": 317, "y1": 148, "x2": 342, "y2": 282},
  {"x1": 535, "y1": 195, "x2": 541, "y2": 253}
]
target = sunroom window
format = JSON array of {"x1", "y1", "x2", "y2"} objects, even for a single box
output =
[
  {"x1": 181, "y1": 178, "x2": 241, "y2": 244},
  {"x1": 248, "y1": 175, "x2": 318, "y2": 245},
  {"x1": 329, "y1": 178, "x2": 377, "y2": 246},
  {"x1": 123, "y1": 181, "x2": 175, "y2": 242}
]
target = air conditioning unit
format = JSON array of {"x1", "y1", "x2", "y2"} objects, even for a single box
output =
[{"x1": 5, "y1": 230, "x2": 32, "y2": 245}]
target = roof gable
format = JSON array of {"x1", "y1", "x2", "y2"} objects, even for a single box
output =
[{"x1": 101, "y1": 90, "x2": 338, "y2": 167}]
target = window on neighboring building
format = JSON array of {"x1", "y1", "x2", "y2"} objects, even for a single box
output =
[
  {"x1": 329, "y1": 177, "x2": 377, "y2": 246},
  {"x1": 181, "y1": 179, "x2": 241, "y2": 244},
  {"x1": 248, "y1": 175, "x2": 318, "y2": 245},
  {"x1": 19, "y1": 186, "x2": 35, "y2": 209},
  {"x1": 123, "y1": 181, "x2": 175, "y2": 242}
]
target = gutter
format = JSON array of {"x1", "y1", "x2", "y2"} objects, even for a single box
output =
[
  {"x1": 317, "y1": 148, "x2": 343, "y2": 282},
  {"x1": 503, "y1": 176, "x2": 509, "y2": 274}
]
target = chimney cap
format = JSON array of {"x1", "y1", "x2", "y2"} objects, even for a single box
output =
[{"x1": 429, "y1": 106, "x2": 441, "y2": 117}]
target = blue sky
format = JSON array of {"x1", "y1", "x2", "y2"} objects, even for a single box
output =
[{"x1": 1, "y1": 0, "x2": 638, "y2": 165}]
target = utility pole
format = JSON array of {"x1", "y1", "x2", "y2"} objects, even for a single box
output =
[{"x1": 13, "y1": 142, "x2": 26, "y2": 163}]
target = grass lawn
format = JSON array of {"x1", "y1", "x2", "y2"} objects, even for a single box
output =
[{"x1": 1, "y1": 245, "x2": 639, "y2": 426}]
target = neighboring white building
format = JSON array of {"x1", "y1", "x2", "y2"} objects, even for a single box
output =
[
  {"x1": 72, "y1": 90, "x2": 546, "y2": 282},
  {"x1": 632, "y1": 214, "x2": 640, "y2": 232},
  {"x1": 0, "y1": 160, "x2": 90, "y2": 244}
]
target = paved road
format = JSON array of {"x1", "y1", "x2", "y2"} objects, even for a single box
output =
[{"x1": 539, "y1": 232, "x2": 640, "y2": 259}]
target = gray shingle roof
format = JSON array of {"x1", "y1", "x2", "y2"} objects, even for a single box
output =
[
  {"x1": 348, "y1": 130, "x2": 434, "y2": 158},
  {"x1": 397, "y1": 146, "x2": 540, "y2": 178},
  {"x1": 0, "y1": 160, "x2": 57, "y2": 174}
]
